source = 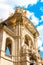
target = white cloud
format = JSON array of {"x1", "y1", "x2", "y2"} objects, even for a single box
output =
[
  {"x1": 26, "y1": 11, "x2": 40, "y2": 26},
  {"x1": 38, "y1": 39, "x2": 42, "y2": 47},
  {"x1": 41, "y1": 0, "x2": 43, "y2": 2},
  {"x1": 40, "y1": 16, "x2": 43, "y2": 22},
  {"x1": 37, "y1": 38, "x2": 43, "y2": 52},
  {"x1": 37, "y1": 25, "x2": 43, "y2": 43},
  {"x1": 30, "y1": 15, "x2": 39, "y2": 25},
  {"x1": 41, "y1": 16, "x2": 43, "y2": 19},
  {"x1": 39, "y1": 47, "x2": 43, "y2": 52},
  {"x1": 0, "y1": 0, "x2": 5, "y2": 2},
  {"x1": 37, "y1": 25, "x2": 43, "y2": 52},
  {"x1": 26, "y1": 11, "x2": 34, "y2": 19},
  {"x1": 0, "y1": 4, "x2": 14, "y2": 21},
  {"x1": 0, "y1": 0, "x2": 38, "y2": 8}
]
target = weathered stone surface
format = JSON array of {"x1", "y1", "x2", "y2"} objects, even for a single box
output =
[{"x1": 0, "y1": 8, "x2": 42, "y2": 65}]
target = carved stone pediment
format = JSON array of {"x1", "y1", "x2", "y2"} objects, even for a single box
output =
[{"x1": 1, "y1": 8, "x2": 39, "y2": 38}]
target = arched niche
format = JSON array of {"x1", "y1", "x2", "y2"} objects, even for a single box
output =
[
  {"x1": 5, "y1": 37, "x2": 12, "y2": 55},
  {"x1": 24, "y1": 34, "x2": 33, "y2": 48}
]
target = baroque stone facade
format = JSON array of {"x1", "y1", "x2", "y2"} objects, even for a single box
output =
[{"x1": 0, "y1": 8, "x2": 43, "y2": 65}]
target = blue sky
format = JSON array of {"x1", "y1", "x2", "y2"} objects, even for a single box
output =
[{"x1": 0, "y1": 0, "x2": 43, "y2": 58}]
